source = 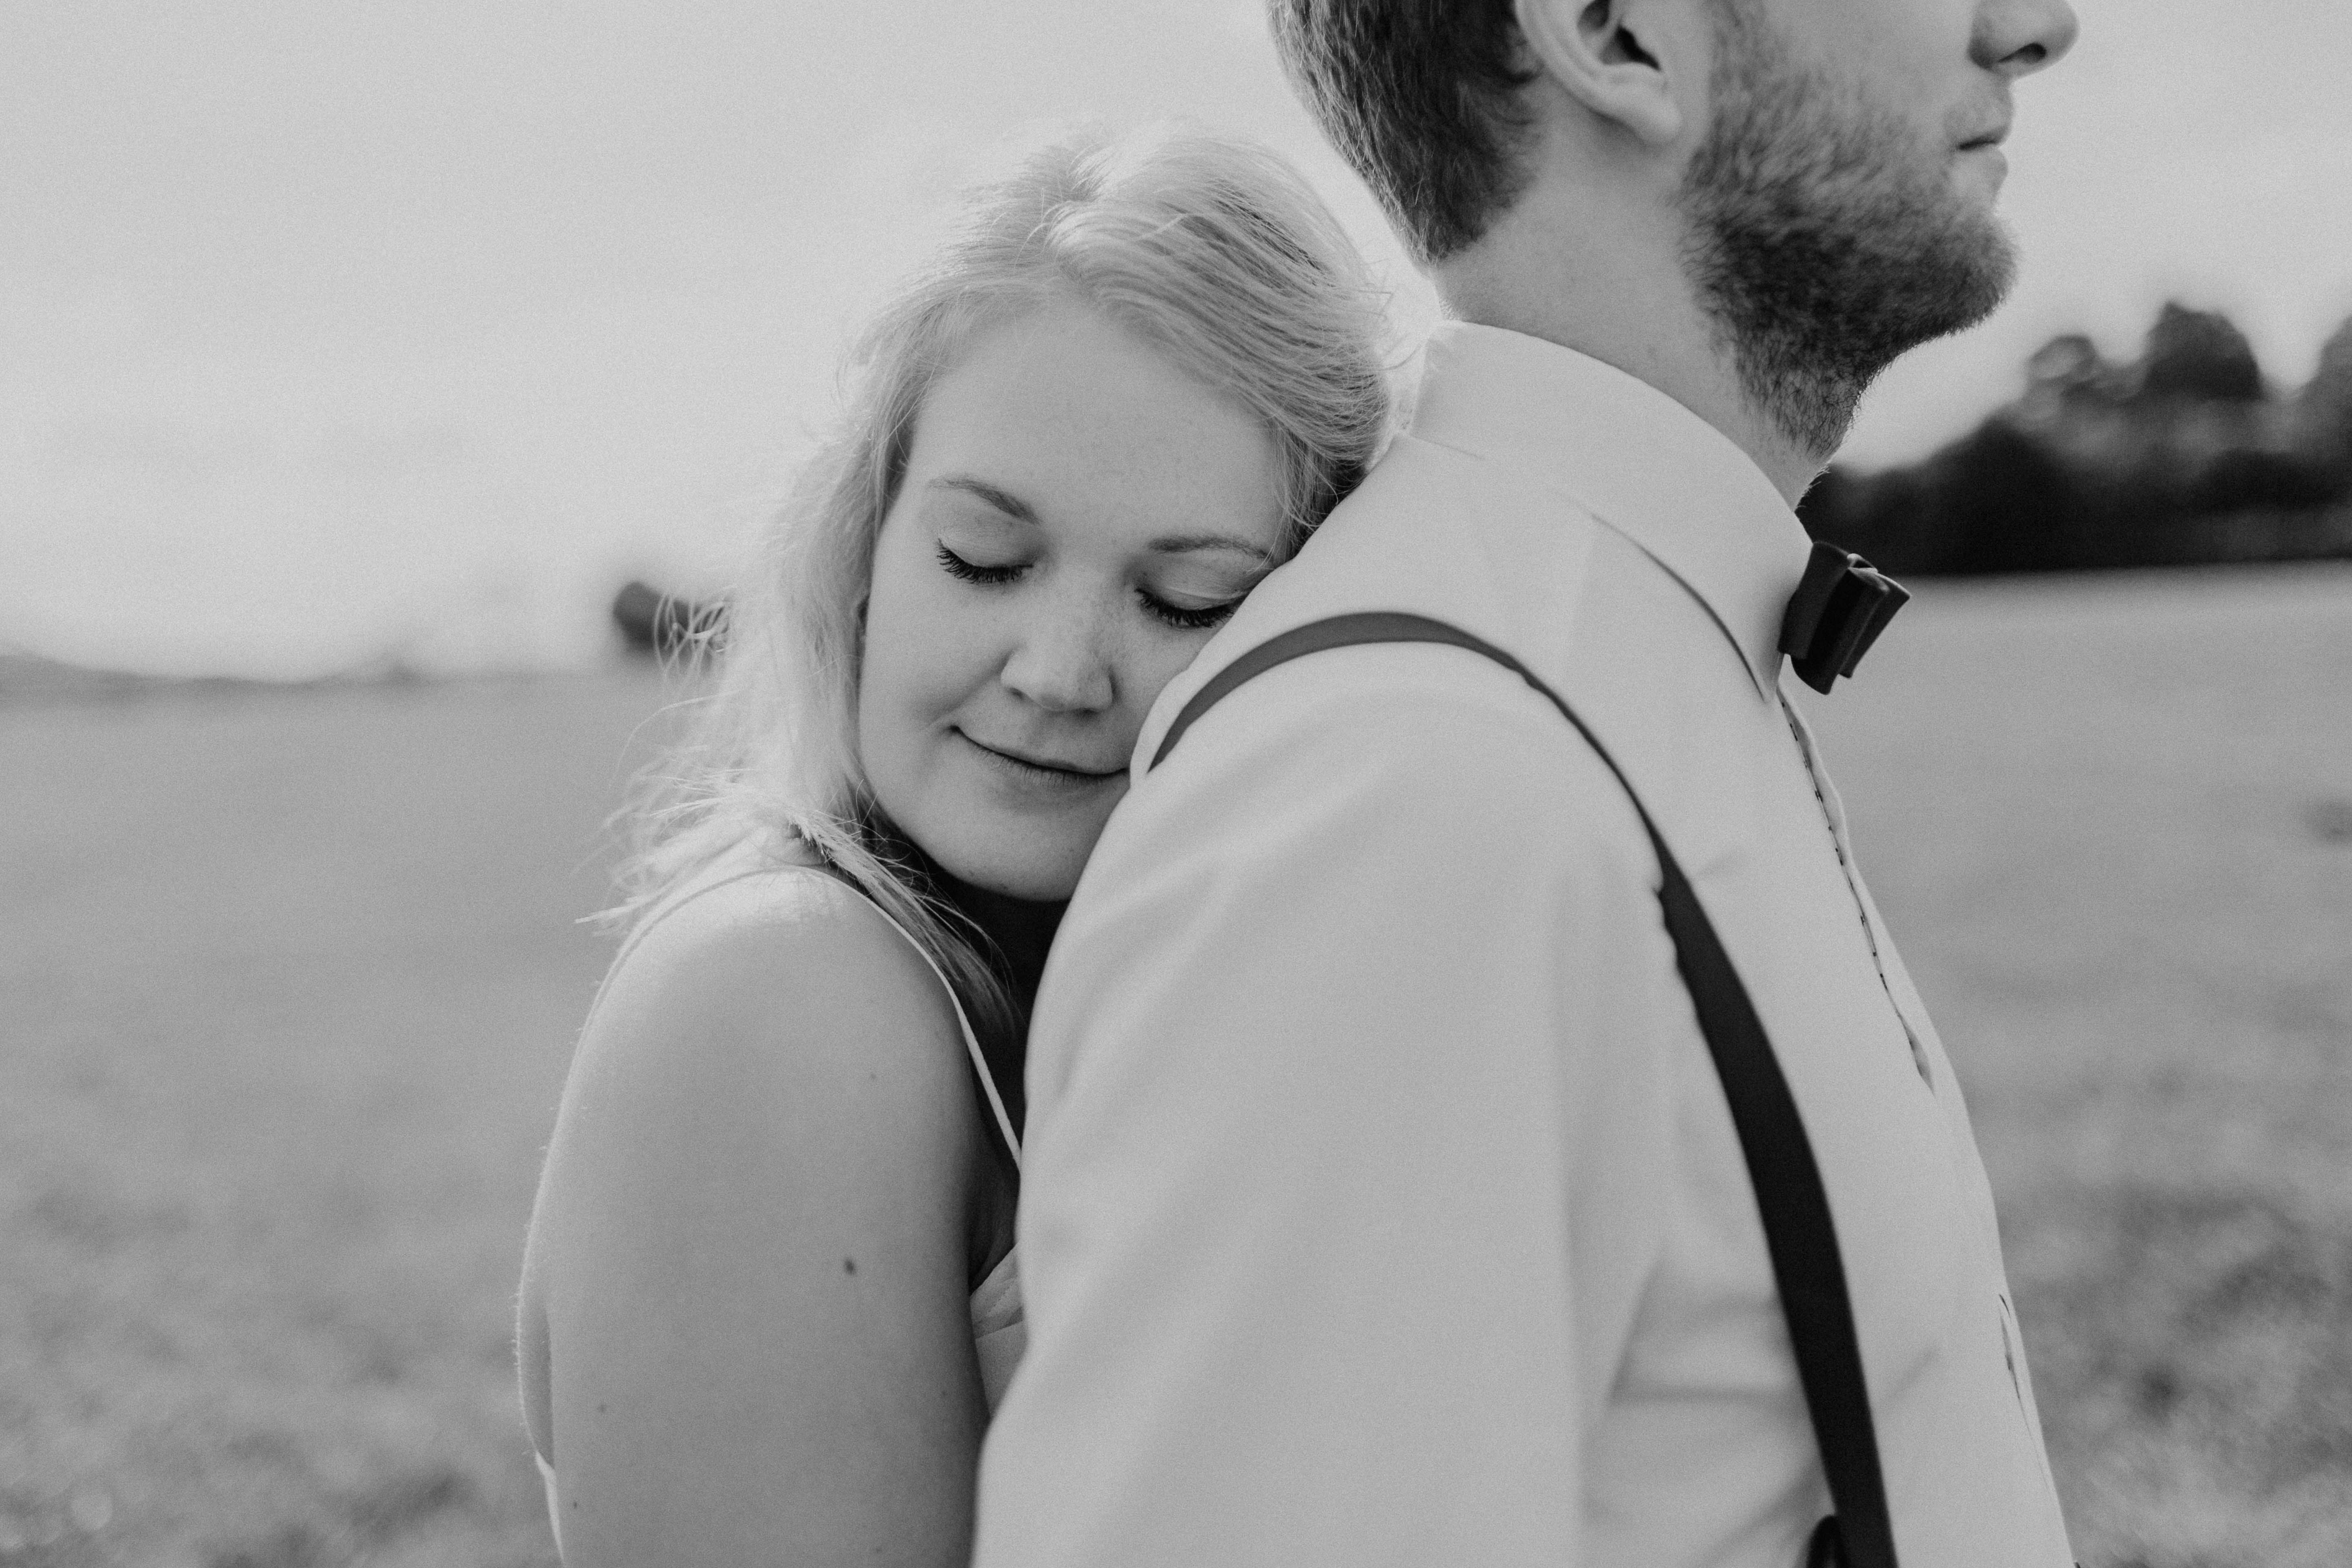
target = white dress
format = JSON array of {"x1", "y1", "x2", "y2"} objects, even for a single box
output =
[{"x1": 535, "y1": 858, "x2": 1027, "y2": 1555}]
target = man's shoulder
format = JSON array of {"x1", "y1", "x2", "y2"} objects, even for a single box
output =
[
  {"x1": 1161, "y1": 634, "x2": 1558, "y2": 762},
  {"x1": 1136, "y1": 424, "x2": 1685, "y2": 771},
  {"x1": 1309, "y1": 427, "x2": 1590, "y2": 564},
  {"x1": 1123, "y1": 632, "x2": 1649, "y2": 885}
]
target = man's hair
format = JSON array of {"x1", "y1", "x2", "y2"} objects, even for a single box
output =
[{"x1": 1268, "y1": 0, "x2": 1539, "y2": 265}]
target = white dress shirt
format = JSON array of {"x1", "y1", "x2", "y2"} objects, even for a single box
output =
[{"x1": 971, "y1": 323, "x2": 2073, "y2": 1568}]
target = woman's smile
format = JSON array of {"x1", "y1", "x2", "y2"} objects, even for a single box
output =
[{"x1": 953, "y1": 728, "x2": 1128, "y2": 801}]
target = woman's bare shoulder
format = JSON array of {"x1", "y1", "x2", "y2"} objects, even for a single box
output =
[
  {"x1": 598, "y1": 861, "x2": 959, "y2": 1064},
  {"x1": 519, "y1": 856, "x2": 989, "y2": 1515},
  {"x1": 534, "y1": 858, "x2": 978, "y2": 1255}
]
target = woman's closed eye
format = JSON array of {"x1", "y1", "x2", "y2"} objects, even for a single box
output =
[
  {"x1": 1137, "y1": 589, "x2": 1240, "y2": 632},
  {"x1": 936, "y1": 540, "x2": 1245, "y2": 633},
  {"x1": 1140, "y1": 555, "x2": 1263, "y2": 632},
  {"x1": 935, "y1": 541, "x2": 1025, "y2": 586}
]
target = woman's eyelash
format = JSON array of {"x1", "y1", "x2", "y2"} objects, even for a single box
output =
[
  {"x1": 935, "y1": 542, "x2": 1024, "y2": 585},
  {"x1": 1140, "y1": 592, "x2": 1239, "y2": 633},
  {"x1": 938, "y1": 540, "x2": 1236, "y2": 631}
]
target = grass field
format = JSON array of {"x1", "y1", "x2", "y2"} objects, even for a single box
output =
[
  {"x1": 1794, "y1": 564, "x2": 2352, "y2": 1565},
  {"x1": 3, "y1": 564, "x2": 2348, "y2": 1566}
]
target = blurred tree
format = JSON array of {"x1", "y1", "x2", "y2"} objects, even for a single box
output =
[
  {"x1": 2296, "y1": 314, "x2": 2352, "y2": 472},
  {"x1": 611, "y1": 580, "x2": 728, "y2": 657},
  {"x1": 2134, "y1": 301, "x2": 2265, "y2": 404},
  {"x1": 2184, "y1": 447, "x2": 2343, "y2": 516},
  {"x1": 1920, "y1": 418, "x2": 2094, "y2": 573},
  {"x1": 1801, "y1": 421, "x2": 2088, "y2": 575},
  {"x1": 1797, "y1": 465, "x2": 1918, "y2": 570},
  {"x1": 1808, "y1": 300, "x2": 2348, "y2": 577},
  {"x1": 2019, "y1": 333, "x2": 2124, "y2": 417}
]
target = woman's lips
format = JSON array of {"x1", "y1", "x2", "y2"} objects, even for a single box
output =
[{"x1": 957, "y1": 731, "x2": 1125, "y2": 785}]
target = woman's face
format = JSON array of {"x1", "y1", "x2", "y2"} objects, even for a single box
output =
[{"x1": 858, "y1": 298, "x2": 1287, "y2": 900}]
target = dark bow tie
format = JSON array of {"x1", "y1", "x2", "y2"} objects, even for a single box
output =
[{"x1": 1778, "y1": 540, "x2": 1910, "y2": 695}]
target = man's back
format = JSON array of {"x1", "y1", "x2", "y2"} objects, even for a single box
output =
[{"x1": 972, "y1": 325, "x2": 2073, "y2": 1566}]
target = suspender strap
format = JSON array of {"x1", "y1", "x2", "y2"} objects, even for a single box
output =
[{"x1": 1149, "y1": 612, "x2": 1898, "y2": 1568}]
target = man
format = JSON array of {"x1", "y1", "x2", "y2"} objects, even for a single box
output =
[{"x1": 973, "y1": 0, "x2": 2079, "y2": 1563}]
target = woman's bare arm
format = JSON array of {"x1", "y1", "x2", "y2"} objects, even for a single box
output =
[{"x1": 520, "y1": 871, "x2": 993, "y2": 1565}]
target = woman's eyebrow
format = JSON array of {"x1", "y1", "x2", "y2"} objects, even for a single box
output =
[
  {"x1": 931, "y1": 478, "x2": 1270, "y2": 564},
  {"x1": 1149, "y1": 533, "x2": 1274, "y2": 563},
  {"x1": 930, "y1": 475, "x2": 1037, "y2": 523}
]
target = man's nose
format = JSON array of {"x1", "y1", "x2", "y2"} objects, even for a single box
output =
[
  {"x1": 1974, "y1": 0, "x2": 2080, "y2": 78},
  {"x1": 999, "y1": 601, "x2": 1118, "y2": 715}
]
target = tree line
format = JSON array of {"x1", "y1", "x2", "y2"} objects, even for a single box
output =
[{"x1": 1799, "y1": 303, "x2": 2352, "y2": 575}]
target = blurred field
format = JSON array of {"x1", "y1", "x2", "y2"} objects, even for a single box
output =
[
  {"x1": 0, "y1": 669, "x2": 675, "y2": 1566},
  {"x1": 2, "y1": 565, "x2": 2348, "y2": 1565},
  {"x1": 1795, "y1": 564, "x2": 2352, "y2": 1565}
]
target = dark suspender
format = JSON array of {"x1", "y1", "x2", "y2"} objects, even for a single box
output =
[{"x1": 1149, "y1": 612, "x2": 1895, "y2": 1568}]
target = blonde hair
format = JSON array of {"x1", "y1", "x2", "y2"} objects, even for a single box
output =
[{"x1": 617, "y1": 128, "x2": 1393, "y2": 1045}]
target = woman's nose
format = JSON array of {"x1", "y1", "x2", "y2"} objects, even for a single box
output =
[
  {"x1": 998, "y1": 602, "x2": 1117, "y2": 715},
  {"x1": 1975, "y1": 0, "x2": 2079, "y2": 78}
]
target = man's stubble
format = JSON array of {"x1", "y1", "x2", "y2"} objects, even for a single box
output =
[{"x1": 1678, "y1": 1, "x2": 2017, "y2": 459}]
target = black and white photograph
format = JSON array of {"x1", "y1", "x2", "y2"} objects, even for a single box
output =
[{"x1": 4, "y1": 2, "x2": 2350, "y2": 1564}]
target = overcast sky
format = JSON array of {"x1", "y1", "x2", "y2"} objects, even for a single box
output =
[{"x1": 6, "y1": 0, "x2": 2349, "y2": 675}]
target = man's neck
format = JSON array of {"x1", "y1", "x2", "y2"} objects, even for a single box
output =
[{"x1": 1431, "y1": 198, "x2": 1824, "y2": 508}]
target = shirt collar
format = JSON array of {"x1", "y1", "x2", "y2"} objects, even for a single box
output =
[{"x1": 1408, "y1": 321, "x2": 1817, "y2": 699}]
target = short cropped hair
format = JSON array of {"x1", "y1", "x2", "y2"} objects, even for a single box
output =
[{"x1": 1270, "y1": 0, "x2": 1539, "y2": 264}]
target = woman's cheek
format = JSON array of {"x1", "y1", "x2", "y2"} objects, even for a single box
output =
[
  {"x1": 1134, "y1": 629, "x2": 1211, "y2": 714},
  {"x1": 907, "y1": 587, "x2": 1004, "y2": 717},
  {"x1": 867, "y1": 537, "x2": 967, "y2": 715}
]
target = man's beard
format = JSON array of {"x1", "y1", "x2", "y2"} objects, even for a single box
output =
[{"x1": 1678, "y1": 2, "x2": 2016, "y2": 459}]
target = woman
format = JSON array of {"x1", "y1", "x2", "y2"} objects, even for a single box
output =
[{"x1": 517, "y1": 129, "x2": 1390, "y2": 1563}]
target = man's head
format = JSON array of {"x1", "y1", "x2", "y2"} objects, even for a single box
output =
[
  {"x1": 1266, "y1": 1, "x2": 1540, "y2": 268},
  {"x1": 1271, "y1": 0, "x2": 2078, "y2": 461}
]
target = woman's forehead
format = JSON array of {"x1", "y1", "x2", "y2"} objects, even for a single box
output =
[{"x1": 902, "y1": 301, "x2": 1285, "y2": 546}]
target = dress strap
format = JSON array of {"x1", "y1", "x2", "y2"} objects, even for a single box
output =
[
  {"x1": 847, "y1": 885, "x2": 1023, "y2": 1173},
  {"x1": 594, "y1": 855, "x2": 1021, "y2": 1171},
  {"x1": 581, "y1": 865, "x2": 783, "y2": 1034}
]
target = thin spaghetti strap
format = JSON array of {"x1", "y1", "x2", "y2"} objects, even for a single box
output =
[
  {"x1": 576, "y1": 865, "x2": 784, "y2": 1038},
  {"x1": 592, "y1": 855, "x2": 1021, "y2": 1170},
  {"x1": 837, "y1": 889, "x2": 1022, "y2": 1171}
]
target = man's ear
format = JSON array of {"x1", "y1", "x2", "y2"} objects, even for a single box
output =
[{"x1": 1513, "y1": 0, "x2": 1686, "y2": 147}]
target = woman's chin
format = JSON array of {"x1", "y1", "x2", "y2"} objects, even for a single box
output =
[
  {"x1": 921, "y1": 830, "x2": 1093, "y2": 904},
  {"x1": 905, "y1": 768, "x2": 1120, "y2": 902}
]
